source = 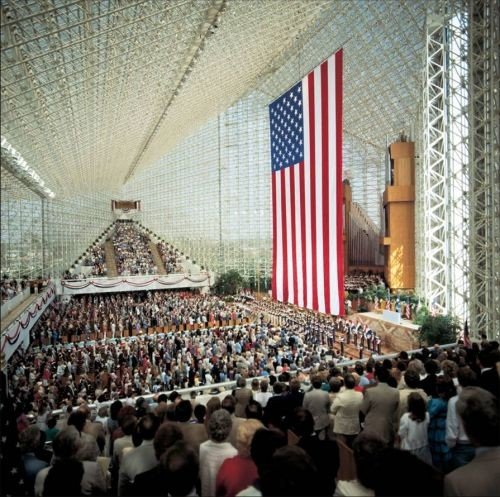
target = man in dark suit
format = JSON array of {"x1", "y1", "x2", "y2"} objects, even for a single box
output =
[
  {"x1": 420, "y1": 359, "x2": 439, "y2": 397},
  {"x1": 288, "y1": 407, "x2": 339, "y2": 495},
  {"x1": 444, "y1": 387, "x2": 500, "y2": 496},
  {"x1": 283, "y1": 378, "x2": 304, "y2": 426},
  {"x1": 478, "y1": 348, "x2": 500, "y2": 399},
  {"x1": 263, "y1": 382, "x2": 289, "y2": 432}
]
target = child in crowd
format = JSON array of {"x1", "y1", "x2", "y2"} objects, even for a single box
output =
[{"x1": 398, "y1": 392, "x2": 432, "y2": 464}]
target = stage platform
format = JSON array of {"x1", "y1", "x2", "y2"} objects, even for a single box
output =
[{"x1": 352, "y1": 311, "x2": 420, "y2": 353}]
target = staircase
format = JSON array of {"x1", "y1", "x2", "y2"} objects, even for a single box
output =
[
  {"x1": 149, "y1": 241, "x2": 166, "y2": 275},
  {"x1": 104, "y1": 240, "x2": 118, "y2": 277}
]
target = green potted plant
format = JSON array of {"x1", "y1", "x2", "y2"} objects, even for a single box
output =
[
  {"x1": 414, "y1": 308, "x2": 460, "y2": 345},
  {"x1": 213, "y1": 270, "x2": 245, "y2": 296}
]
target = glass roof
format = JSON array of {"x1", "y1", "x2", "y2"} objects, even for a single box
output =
[{"x1": 1, "y1": 0, "x2": 432, "y2": 198}]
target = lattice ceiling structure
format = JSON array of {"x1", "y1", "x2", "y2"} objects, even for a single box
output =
[
  {"x1": 2, "y1": 0, "x2": 429, "y2": 198},
  {"x1": 0, "y1": 164, "x2": 36, "y2": 200}
]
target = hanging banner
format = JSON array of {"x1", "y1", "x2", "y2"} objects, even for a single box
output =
[
  {"x1": 59, "y1": 272, "x2": 213, "y2": 295},
  {"x1": 1, "y1": 284, "x2": 56, "y2": 363}
]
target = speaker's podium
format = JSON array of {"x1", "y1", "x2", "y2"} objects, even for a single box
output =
[
  {"x1": 382, "y1": 141, "x2": 415, "y2": 290},
  {"x1": 382, "y1": 309, "x2": 401, "y2": 324}
]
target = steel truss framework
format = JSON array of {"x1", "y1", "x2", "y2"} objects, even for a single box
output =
[
  {"x1": 468, "y1": 0, "x2": 500, "y2": 338},
  {"x1": 420, "y1": 0, "x2": 499, "y2": 338}
]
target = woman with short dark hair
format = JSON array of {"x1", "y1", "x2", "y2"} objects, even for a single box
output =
[
  {"x1": 398, "y1": 393, "x2": 431, "y2": 464},
  {"x1": 428, "y1": 375, "x2": 456, "y2": 472}
]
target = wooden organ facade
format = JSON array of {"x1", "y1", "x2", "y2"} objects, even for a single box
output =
[
  {"x1": 343, "y1": 180, "x2": 384, "y2": 274},
  {"x1": 382, "y1": 141, "x2": 416, "y2": 290}
]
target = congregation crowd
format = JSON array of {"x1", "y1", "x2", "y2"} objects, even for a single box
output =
[
  {"x1": 28, "y1": 291, "x2": 245, "y2": 346},
  {"x1": 9, "y1": 291, "x2": 379, "y2": 410},
  {"x1": 82, "y1": 246, "x2": 107, "y2": 278},
  {"x1": 112, "y1": 222, "x2": 157, "y2": 276},
  {"x1": 343, "y1": 273, "x2": 385, "y2": 294},
  {"x1": 61, "y1": 222, "x2": 188, "y2": 281},
  {"x1": 1, "y1": 277, "x2": 29, "y2": 303},
  {"x1": 1, "y1": 276, "x2": 49, "y2": 303},
  {"x1": 1, "y1": 289, "x2": 499, "y2": 496},
  {"x1": 156, "y1": 242, "x2": 185, "y2": 274}
]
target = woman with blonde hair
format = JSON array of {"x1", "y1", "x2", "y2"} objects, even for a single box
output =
[{"x1": 215, "y1": 419, "x2": 263, "y2": 497}]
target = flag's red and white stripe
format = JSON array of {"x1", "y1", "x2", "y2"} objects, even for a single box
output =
[{"x1": 272, "y1": 49, "x2": 344, "y2": 315}]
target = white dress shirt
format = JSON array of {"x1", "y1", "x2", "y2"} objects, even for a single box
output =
[
  {"x1": 446, "y1": 395, "x2": 470, "y2": 448},
  {"x1": 118, "y1": 439, "x2": 157, "y2": 496}
]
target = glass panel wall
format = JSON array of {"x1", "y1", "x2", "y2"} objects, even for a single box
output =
[
  {"x1": 1, "y1": 168, "x2": 43, "y2": 279},
  {"x1": 122, "y1": 91, "x2": 272, "y2": 286},
  {"x1": 1, "y1": 166, "x2": 113, "y2": 279},
  {"x1": 122, "y1": 2, "x2": 426, "y2": 286},
  {"x1": 43, "y1": 192, "x2": 113, "y2": 278}
]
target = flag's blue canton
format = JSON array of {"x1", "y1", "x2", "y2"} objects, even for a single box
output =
[{"x1": 269, "y1": 81, "x2": 304, "y2": 172}]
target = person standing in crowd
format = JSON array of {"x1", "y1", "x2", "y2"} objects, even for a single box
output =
[
  {"x1": 262, "y1": 382, "x2": 288, "y2": 432},
  {"x1": 236, "y1": 428, "x2": 287, "y2": 497},
  {"x1": 334, "y1": 432, "x2": 386, "y2": 497},
  {"x1": 221, "y1": 395, "x2": 245, "y2": 449},
  {"x1": 398, "y1": 392, "x2": 432, "y2": 464},
  {"x1": 34, "y1": 427, "x2": 106, "y2": 497},
  {"x1": 332, "y1": 374, "x2": 363, "y2": 447},
  {"x1": 444, "y1": 387, "x2": 500, "y2": 496},
  {"x1": 216, "y1": 419, "x2": 263, "y2": 497},
  {"x1": 420, "y1": 359, "x2": 440, "y2": 397},
  {"x1": 303, "y1": 375, "x2": 331, "y2": 440},
  {"x1": 478, "y1": 348, "x2": 500, "y2": 399},
  {"x1": 130, "y1": 422, "x2": 183, "y2": 496},
  {"x1": 176, "y1": 399, "x2": 208, "y2": 455},
  {"x1": 428, "y1": 375, "x2": 456, "y2": 472},
  {"x1": 67, "y1": 411, "x2": 100, "y2": 462},
  {"x1": 118, "y1": 413, "x2": 160, "y2": 495},
  {"x1": 288, "y1": 407, "x2": 339, "y2": 495},
  {"x1": 199, "y1": 409, "x2": 237, "y2": 497},
  {"x1": 161, "y1": 441, "x2": 200, "y2": 497},
  {"x1": 446, "y1": 366, "x2": 477, "y2": 471},
  {"x1": 233, "y1": 377, "x2": 253, "y2": 418},
  {"x1": 397, "y1": 369, "x2": 428, "y2": 420},
  {"x1": 360, "y1": 365, "x2": 400, "y2": 445},
  {"x1": 44, "y1": 416, "x2": 60, "y2": 442},
  {"x1": 284, "y1": 378, "x2": 305, "y2": 417},
  {"x1": 111, "y1": 414, "x2": 136, "y2": 478},
  {"x1": 253, "y1": 379, "x2": 273, "y2": 409},
  {"x1": 43, "y1": 459, "x2": 84, "y2": 497},
  {"x1": 19, "y1": 426, "x2": 49, "y2": 496},
  {"x1": 260, "y1": 445, "x2": 320, "y2": 496}
]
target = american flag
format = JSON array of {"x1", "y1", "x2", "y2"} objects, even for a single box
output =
[
  {"x1": 405, "y1": 297, "x2": 411, "y2": 320},
  {"x1": 462, "y1": 319, "x2": 471, "y2": 349},
  {"x1": 270, "y1": 49, "x2": 344, "y2": 315}
]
